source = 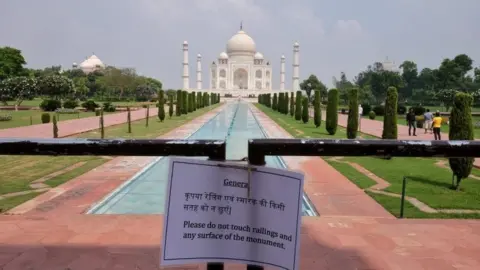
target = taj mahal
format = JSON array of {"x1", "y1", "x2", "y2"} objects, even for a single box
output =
[{"x1": 182, "y1": 25, "x2": 301, "y2": 97}]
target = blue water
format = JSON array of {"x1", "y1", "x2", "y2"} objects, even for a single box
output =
[{"x1": 88, "y1": 101, "x2": 317, "y2": 216}]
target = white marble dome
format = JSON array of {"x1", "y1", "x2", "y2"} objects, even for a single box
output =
[
  {"x1": 254, "y1": 52, "x2": 264, "y2": 60},
  {"x1": 86, "y1": 54, "x2": 105, "y2": 68},
  {"x1": 219, "y1": 52, "x2": 229, "y2": 59},
  {"x1": 226, "y1": 30, "x2": 256, "y2": 55}
]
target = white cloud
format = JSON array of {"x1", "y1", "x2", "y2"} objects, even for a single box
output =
[{"x1": 334, "y1": 20, "x2": 363, "y2": 37}]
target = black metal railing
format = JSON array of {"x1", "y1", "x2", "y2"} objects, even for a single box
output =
[{"x1": 3, "y1": 137, "x2": 480, "y2": 270}]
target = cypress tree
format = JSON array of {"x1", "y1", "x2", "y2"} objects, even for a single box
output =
[
  {"x1": 52, "y1": 115, "x2": 58, "y2": 138},
  {"x1": 146, "y1": 105, "x2": 150, "y2": 127},
  {"x1": 188, "y1": 93, "x2": 193, "y2": 113},
  {"x1": 302, "y1": 96, "x2": 309, "y2": 123},
  {"x1": 346, "y1": 88, "x2": 359, "y2": 139},
  {"x1": 197, "y1": 92, "x2": 202, "y2": 108},
  {"x1": 326, "y1": 88, "x2": 338, "y2": 135},
  {"x1": 127, "y1": 107, "x2": 132, "y2": 133},
  {"x1": 449, "y1": 92, "x2": 474, "y2": 190},
  {"x1": 267, "y1": 93, "x2": 271, "y2": 107},
  {"x1": 168, "y1": 94, "x2": 174, "y2": 118},
  {"x1": 382, "y1": 87, "x2": 398, "y2": 139},
  {"x1": 192, "y1": 91, "x2": 196, "y2": 111},
  {"x1": 158, "y1": 90, "x2": 165, "y2": 122},
  {"x1": 258, "y1": 95, "x2": 261, "y2": 104},
  {"x1": 280, "y1": 93, "x2": 285, "y2": 113},
  {"x1": 290, "y1": 92, "x2": 295, "y2": 117},
  {"x1": 99, "y1": 108, "x2": 105, "y2": 138},
  {"x1": 182, "y1": 91, "x2": 188, "y2": 114},
  {"x1": 284, "y1": 92, "x2": 289, "y2": 115},
  {"x1": 314, "y1": 90, "x2": 321, "y2": 127},
  {"x1": 272, "y1": 93, "x2": 278, "y2": 111},
  {"x1": 295, "y1": 91, "x2": 302, "y2": 120},
  {"x1": 176, "y1": 90, "x2": 182, "y2": 116}
]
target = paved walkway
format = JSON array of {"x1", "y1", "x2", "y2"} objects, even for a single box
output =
[
  {"x1": 0, "y1": 103, "x2": 479, "y2": 269},
  {"x1": 0, "y1": 107, "x2": 159, "y2": 138}
]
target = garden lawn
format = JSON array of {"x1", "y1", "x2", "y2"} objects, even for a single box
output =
[
  {"x1": 77, "y1": 104, "x2": 220, "y2": 139},
  {"x1": 255, "y1": 104, "x2": 377, "y2": 139},
  {"x1": 259, "y1": 103, "x2": 480, "y2": 218},
  {"x1": 0, "y1": 110, "x2": 116, "y2": 129}
]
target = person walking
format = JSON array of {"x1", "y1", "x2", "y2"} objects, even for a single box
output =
[
  {"x1": 358, "y1": 104, "x2": 363, "y2": 131},
  {"x1": 406, "y1": 108, "x2": 417, "y2": 136},
  {"x1": 432, "y1": 111, "x2": 442, "y2": 140},
  {"x1": 423, "y1": 109, "x2": 433, "y2": 134}
]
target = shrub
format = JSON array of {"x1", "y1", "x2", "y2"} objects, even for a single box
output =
[
  {"x1": 158, "y1": 90, "x2": 165, "y2": 122},
  {"x1": 168, "y1": 94, "x2": 174, "y2": 118},
  {"x1": 278, "y1": 93, "x2": 283, "y2": 113},
  {"x1": 0, "y1": 114, "x2": 12, "y2": 122},
  {"x1": 314, "y1": 90, "x2": 321, "y2": 128},
  {"x1": 197, "y1": 92, "x2": 202, "y2": 108},
  {"x1": 81, "y1": 100, "x2": 99, "y2": 112},
  {"x1": 295, "y1": 91, "x2": 302, "y2": 120},
  {"x1": 52, "y1": 115, "x2": 58, "y2": 138},
  {"x1": 283, "y1": 92, "x2": 289, "y2": 115},
  {"x1": 272, "y1": 93, "x2": 278, "y2": 111},
  {"x1": 369, "y1": 111, "x2": 376, "y2": 119},
  {"x1": 410, "y1": 105, "x2": 425, "y2": 116},
  {"x1": 290, "y1": 92, "x2": 294, "y2": 117},
  {"x1": 346, "y1": 88, "x2": 359, "y2": 139},
  {"x1": 55, "y1": 108, "x2": 79, "y2": 114},
  {"x1": 102, "y1": 102, "x2": 116, "y2": 112},
  {"x1": 361, "y1": 103, "x2": 371, "y2": 116},
  {"x1": 40, "y1": 99, "x2": 62, "y2": 112},
  {"x1": 146, "y1": 105, "x2": 150, "y2": 127},
  {"x1": 63, "y1": 100, "x2": 78, "y2": 109},
  {"x1": 382, "y1": 87, "x2": 398, "y2": 139},
  {"x1": 127, "y1": 107, "x2": 132, "y2": 133},
  {"x1": 397, "y1": 104, "x2": 407, "y2": 115},
  {"x1": 176, "y1": 90, "x2": 182, "y2": 116},
  {"x1": 302, "y1": 97, "x2": 309, "y2": 123},
  {"x1": 99, "y1": 109, "x2": 104, "y2": 139},
  {"x1": 326, "y1": 88, "x2": 338, "y2": 135},
  {"x1": 192, "y1": 91, "x2": 197, "y2": 111},
  {"x1": 373, "y1": 105, "x2": 385, "y2": 116},
  {"x1": 449, "y1": 92, "x2": 474, "y2": 190},
  {"x1": 41, "y1": 113, "x2": 51, "y2": 123},
  {"x1": 182, "y1": 91, "x2": 188, "y2": 114}
]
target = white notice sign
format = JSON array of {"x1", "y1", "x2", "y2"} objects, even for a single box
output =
[{"x1": 161, "y1": 157, "x2": 304, "y2": 270}]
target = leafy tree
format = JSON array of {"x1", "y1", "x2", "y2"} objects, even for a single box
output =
[
  {"x1": 300, "y1": 74, "x2": 327, "y2": 100},
  {"x1": 176, "y1": 90, "x2": 182, "y2": 116},
  {"x1": 326, "y1": 89, "x2": 338, "y2": 135},
  {"x1": 382, "y1": 87, "x2": 398, "y2": 139},
  {"x1": 135, "y1": 84, "x2": 156, "y2": 101},
  {"x1": 436, "y1": 89, "x2": 458, "y2": 112},
  {"x1": 399, "y1": 60, "x2": 418, "y2": 101},
  {"x1": 313, "y1": 90, "x2": 321, "y2": 127},
  {"x1": 0, "y1": 46, "x2": 27, "y2": 81},
  {"x1": 37, "y1": 75, "x2": 75, "y2": 100},
  {"x1": 289, "y1": 92, "x2": 294, "y2": 117},
  {"x1": 449, "y1": 92, "x2": 474, "y2": 190},
  {"x1": 272, "y1": 93, "x2": 278, "y2": 111},
  {"x1": 0, "y1": 76, "x2": 37, "y2": 107},
  {"x1": 295, "y1": 91, "x2": 302, "y2": 120},
  {"x1": 158, "y1": 90, "x2": 165, "y2": 122},
  {"x1": 168, "y1": 94, "x2": 174, "y2": 118},
  {"x1": 301, "y1": 97, "x2": 309, "y2": 123},
  {"x1": 346, "y1": 88, "x2": 359, "y2": 139}
]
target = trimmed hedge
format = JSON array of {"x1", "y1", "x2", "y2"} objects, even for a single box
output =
[
  {"x1": 158, "y1": 90, "x2": 165, "y2": 122},
  {"x1": 302, "y1": 96, "x2": 309, "y2": 123},
  {"x1": 382, "y1": 87, "x2": 398, "y2": 139},
  {"x1": 313, "y1": 90, "x2": 321, "y2": 127},
  {"x1": 176, "y1": 90, "x2": 182, "y2": 116},
  {"x1": 326, "y1": 88, "x2": 338, "y2": 135},
  {"x1": 295, "y1": 91, "x2": 302, "y2": 120},
  {"x1": 346, "y1": 88, "x2": 359, "y2": 139},
  {"x1": 273, "y1": 93, "x2": 278, "y2": 111},
  {"x1": 290, "y1": 92, "x2": 294, "y2": 117}
]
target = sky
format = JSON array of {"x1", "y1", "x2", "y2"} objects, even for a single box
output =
[{"x1": 1, "y1": 0, "x2": 479, "y2": 89}]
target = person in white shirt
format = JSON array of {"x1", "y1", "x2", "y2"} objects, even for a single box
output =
[{"x1": 358, "y1": 105, "x2": 363, "y2": 131}]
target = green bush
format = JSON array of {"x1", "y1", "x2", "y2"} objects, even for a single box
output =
[
  {"x1": 397, "y1": 104, "x2": 407, "y2": 114},
  {"x1": 313, "y1": 90, "x2": 321, "y2": 128},
  {"x1": 102, "y1": 102, "x2": 116, "y2": 112},
  {"x1": 369, "y1": 111, "x2": 376, "y2": 119},
  {"x1": 326, "y1": 88, "x2": 338, "y2": 135},
  {"x1": 361, "y1": 103, "x2": 371, "y2": 116},
  {"x1": 373, "y1": 105, "x2": 385, "y2": 116},
  {"x1": 0, "y1": 114, "x2": 12, "y2": 122},
  {"x1": 176, "y1": 90, "x2": 182, "y2": 116},
  {"x1": 302, "y1": 97, "x2": 309, "y2": 124},
  {"x1": 55, "y1": 108, "x2": 79, "y2": 114},
  {"x1": 40, "y1": 99, "x2": 62, "y2": 112},
  {"x1": 382, "y1": 87, "x2": 398, "y2": 139},
  {"x1": 289, "y1": 92, "x2": 294, "y2": 117},
  {"x1": 272, "y1": 93, "x2": 278, "y2": 111},
  {"x1": 158, "y1": 90, "x2": 165, "y2": 122},
  {"x1": 52, "y1": 115, "x2": 58, "y2": 138},
  {"x1": 63, "y1": 100, "x2": 78, "y2": 109},
  {"x1": 295, "y1": 91, "x2": 302, "y2": 120},
  {"x1": 41, "y1": 113, "x2": 51, "y2": 123},
  {"x1": 449, "y1": 92, "x2": 474, "y2": 190},
  {"x1": 81, "y1": 100, "x2": 99, "y2": 112},
  {"x1": 346, "y1": 88, "x2": 359, "y2": 139}
]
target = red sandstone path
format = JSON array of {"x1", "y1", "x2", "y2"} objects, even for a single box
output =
[
  {"x1": 0, "y1": 102, "x2": 478, "y2": 269},
  {"x1": 0, "y1": 107, "x2": 159, "y2": 138}
]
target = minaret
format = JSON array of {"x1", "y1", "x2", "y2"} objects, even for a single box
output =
[
  {"x1": 280, "y1": 55, "x2": 286, "y2": 90},
  {"x1": 292, "y1": 42, "x2": 300, "y2": 92},
  {"x1": 182, "y1": 41, "x2": 189, "y2": 90},
  {"x1": 196, "y1": 54, "x2": 202, "y2": 90}
]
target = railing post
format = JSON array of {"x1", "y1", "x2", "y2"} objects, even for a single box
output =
[{"x1": 400, "y1": 176, "x2": 407, "y2": 218}]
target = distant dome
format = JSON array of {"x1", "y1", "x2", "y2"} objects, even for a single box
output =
[
  {"x1": 254, "y1": 52, "x2": 264, "y2": 60},
  {"x1": 226, "y1": 30, "x2": 256, "y2": 55},
  {"x1": 79, "y1": 59, "x2": 93, "y2": 69},
  {"x1": 197, "y1": 54, "x2": 202, "y2": 58},
  {"x1": 281, "y1": 55, "x2": 285, "y2": 59},
  {"x1": 86, "y1": 54, "x2": 105, "y2": 68},
  {"x1": 219, "y1": 52, "x2": 229, "y2": 59}
]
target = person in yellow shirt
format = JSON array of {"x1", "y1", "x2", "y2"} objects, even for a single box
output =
[{"x1": 432, "y1": 112, "x2": 442, "y2": 140}]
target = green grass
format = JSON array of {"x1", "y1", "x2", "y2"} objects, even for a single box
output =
[
  {"x1": 0, "y1": 192, "x2": 46, "y2": 213},
  {"x1": 0, "y1": 110, "x2": 116, "y2": 129},
  {"x1": 255, "y1": 104, "x2": 377, "y2": 139},
  {"x1": 77, "y1": 104, "x2": 220, "y2": 139}
]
